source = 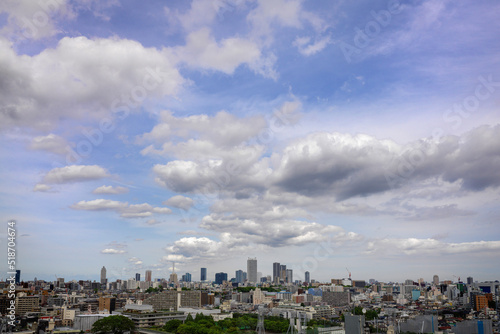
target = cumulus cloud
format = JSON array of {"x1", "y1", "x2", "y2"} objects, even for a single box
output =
[
  {"x1": 163, "y1": 195, "x2": 194, "y2": 211},
  {"x1": 92, "y1": 185, "x2": 129, "y2": 195},
  {"x1": 70, "y1": 199, "x2": 172, "y2": 218},
  {"x1": 33, "y1": 183, "x2": 52, "y2": 192},
  {"x1": 142, "y1": 110, "x2": 267, "y2": 147},
  {"x1": 171, "y1": 28, "x2": 275, "y2": 78},
  {"x1": 0, "y1": 36, "x2": 184, "y2": 130},
  {"x1": 0, "y1": 0, "x2": 71, "y2": 40},
  {"x1": 41, "y1": 165, "x2": 110, "y2": 185},
  {"x1": 166, "y1": 237, "x2": 223, "y2": 260},
  {"x1": 29, "y1": 133, "x2": 72, "y2": 155}
]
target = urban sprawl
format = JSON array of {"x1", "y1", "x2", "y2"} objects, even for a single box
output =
[{"x1": 1, "y1": 259, "x2": 499, "y2": 334}]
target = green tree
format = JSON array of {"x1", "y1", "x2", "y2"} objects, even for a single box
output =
[
  {"x1": 164, "y1": 319, "x2": 182, "y2": 332},
  {"x1": 91, "y1": 315, "x2": 135, "y2": 334}
]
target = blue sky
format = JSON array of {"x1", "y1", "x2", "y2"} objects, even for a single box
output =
[{"x1": 1, "y1": 0, "x2": 500, "y2": 284}]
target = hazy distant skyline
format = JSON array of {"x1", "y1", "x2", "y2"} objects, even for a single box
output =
[{"x1": 1, "y1": 0, "x2": 499, "y2": 283}]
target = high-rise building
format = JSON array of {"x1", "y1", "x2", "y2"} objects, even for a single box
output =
[
  {"x1": 201, "y1": 268, "x2": 207, "y2": 281},
  {"x1": 100, "y1": 266, "x2": 106, "y2": 284},
  {"x1": 145, "y1": 270, "x2": 152, "y2": 282},
  {"x1": 286, "y1": 269, "x2": 293, "y2": 283},
  {"x1": 235, "y1": 270, "x2": 246, "y2": 284},
  {"x1": 15, "y1": 270, "x2": 21, "y2": 284},
  {"x1": 467, "y1": 276, "x2": 474, "y2": 284},
  {"x1": 433, "y1": 275, "x2": 439, "y2": 286},
  {"x1": 280, "y1": 265, "x2": 287, "y2": 280},
  {"x1": 305, "y1": 271, "x2": 310, "y2": 283},
  {"x1": 247, "y1": 258, "x2": 257, "y2": 283},
  {"x1": 273, "y1": 262, "x2": 281, "y2": 283},
  {"x1": 215, "y1": 272, "x2": 228, "y2": 285},
  {"x1": 136, "y1": 273, "x2": 141, "y2": 281},
  {"x1": 184, "y1": 273, "x2": 191, "y2": 282},
  {"x1": 170, "y1": 272, "x2": 178, "y2": 283}
]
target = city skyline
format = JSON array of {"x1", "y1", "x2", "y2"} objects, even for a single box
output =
[{"x1": 1, "y1": 0, "x2": 500, "y2": 283}]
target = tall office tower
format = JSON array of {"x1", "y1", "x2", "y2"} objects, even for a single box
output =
[
  {"x1": 305, "y1": 271, "x2": 310, "y2": 283},
  {"x1": 235, "y1": 270, "x2": 246, "y2": 284},
  {"x1": 215, "y1": 272, "x2": 228, "y2": 285},
  {"x1": 273, "y1": 262, "x2": 281, "y2": 283},
  {"x1": 145, "y1": 270, "x2": 152, "y2": 282},
  {"x1": 433, "y1": 275, "x2": 439, "y2": 286},
  {"x1": 185, "y1": 273, "x2": 191, "y2": 282},
  {"x1": 100, "y1": 266, "x2": 107, "y2": 284},
  {"x1": 201, "y1": 268, "x2": 207, "y2": 281},
  {"x1": 280, "y1": 265, "x2": 287, "y2": 280},
  {"x1": 247, "y1": 258, "x2": 257, "y2": 283},
  {"x1": 467, "y1": 276, "x2": 473, "y2": 284},
  {"x1": 136, "y1": 273, "x2": 141, "y2": 281},
  {"x1": 286, "y1": 269, "x2": 293, "y2": 283},
  {"x1": 15, "y1": 270, "x2": 21, "y2": 284}
]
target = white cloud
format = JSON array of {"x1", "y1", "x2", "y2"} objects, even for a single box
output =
[
  {"x1": 171, "y1": 28, "x2": 273, "y2": 77},
  {"x1": 173, "y1": 0, "x2": 242, "y2": 32},
  {"x1": 33, "y1": 183, "x2": 52, "y2": 192},
  {"x1": 70, "y1": 199, "x2": 172, "y2": 218},
  {"x1": 365, "y1": 238, "x2": 500, "y2": 256},
  {"x1": 92, "y1": 185, "x2": 129, "y2": 194},
  {"x1": 163, "y1": 195, "x2": 194, "y2": 211},
  {"x1": 293, "y1": 35, "x2": 331, "y2": 56},
  {"x1": 71, "y1": 199, "x2": 127, "y2": 211},
  {"x1": 0, "y1": 36, "x2": 184, "y2": 130},
  {"x1": 247, "y1": 0, "x2": 302, "y2": 40},
  {"x1": 29, "y1": 133, "x2": 72, "y2": 155},
  {"x1": 101, "y1": 248, "x2": 126, "y2": 254},
  {"x1": 166, "y1": 237, "x2": 223, "y2": 259},
  {"x1": 0, "y1": 0, "x2": 71, "y2": 41},
  {"x1": 42, "y1": 165, "x2": 110, "y2": 184},
  {"x1": 141, "y1": 110, "x2": 267, "y2": 148}
]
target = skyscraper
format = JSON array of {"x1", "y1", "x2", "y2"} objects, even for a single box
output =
[
  {"x1": 15, "y1": 270, "x2": 20, "y2": 284},
  {"x1": 182, "y1": 273, "x2": 192, "y2": 282},
  {"x1": 280, "y1": 264, "x2": 287, "y2": 280},
  {"x1": 100, "y1": 266, "x2": 106, "y2": 284},
  {"x1": 433, "y1": 275, "x2": 439, "y2": 286},
  {"x1": 145, "y1": 270, "x2": 152, "y2": 282},
  {"x1": 305, "y1": 271, "x2": 310, "y2": 283},
  {"x1": 467, "y1": 276, "x2": 473, "y2": 284},
  {"x1": 136, "y1": 273, "x2": 141, "y2": 281},
  {"x1": 235, "y1": 270, "x2": 246, "y2": 284},
  {"x1": 215, "y1": 272, "x2": 228, "y2": 285},
  {"x1": 201, "y1": 268, "x2": 207, "y2": 281},
  {"x1": 286, "y1": 269, "x2": 293, "y2": 283},
  {"x1": 273, "y1": 262, "x2": 281, "y2": 283},
  {"x1": 247, "y1": 258, "x2": 257, "y2": 283}
]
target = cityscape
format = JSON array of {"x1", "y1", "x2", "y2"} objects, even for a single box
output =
[
  {"x1": 1, "y1": 262, "x2": 499, "y2": 333},
  {"x1": 1, "y1": 0, "x2": 500, "y2": 333}
]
